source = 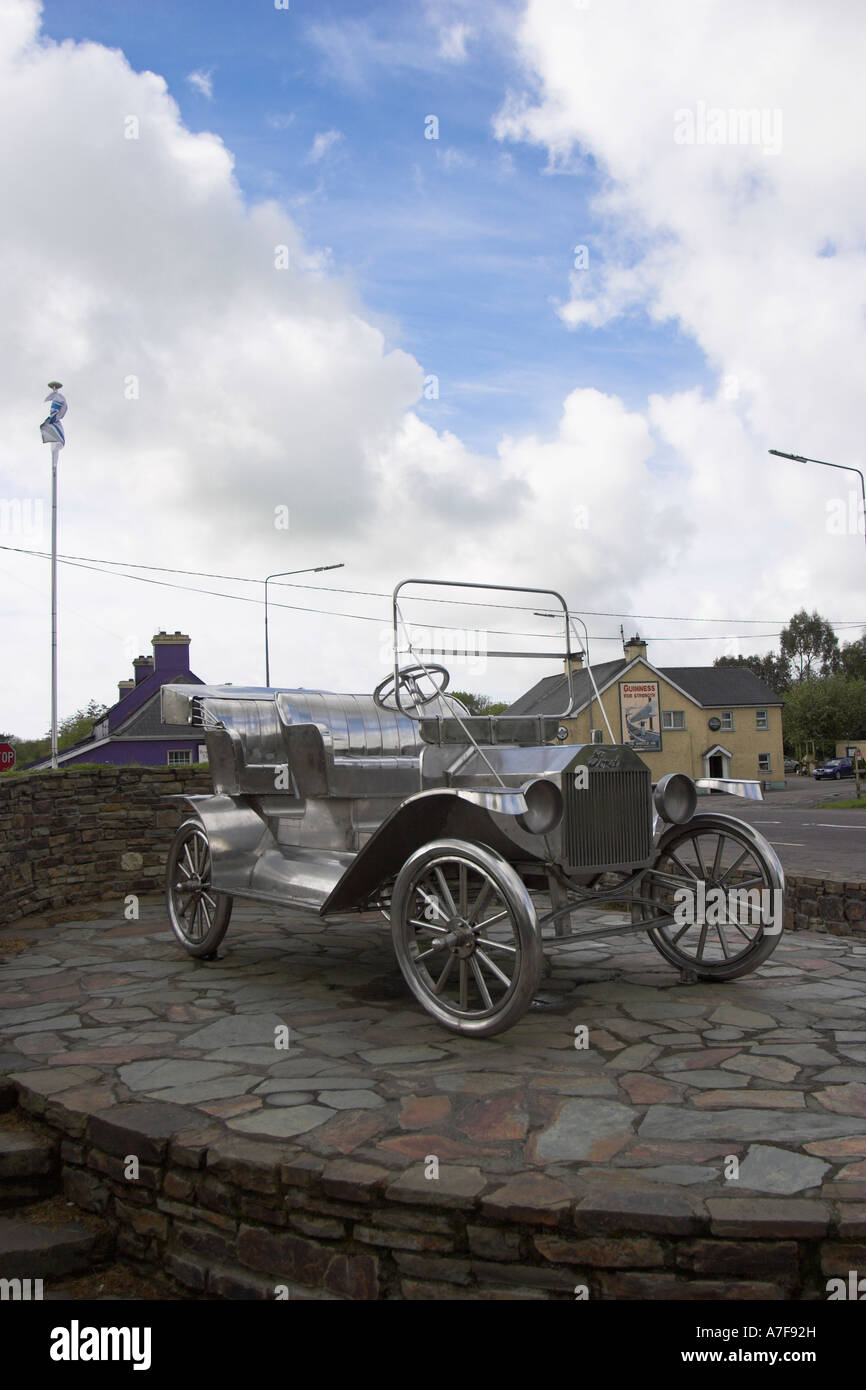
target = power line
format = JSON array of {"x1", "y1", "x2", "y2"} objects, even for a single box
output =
[
  {"x1": 3, "y1": 544, "x2": 861, "y2": 628},
  {"x1": 1, "y1": 542, "x2": 862, "y2": 645}
]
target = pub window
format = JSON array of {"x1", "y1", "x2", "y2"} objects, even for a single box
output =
[
  {"x1": 756, "y1": 709, "x2": 768, "y2": 730},
  {"x1": 167, "y1": 749, "x2": 192, "y2": 766},
  {"x1": 758, "y1": 752, "x2": 770, "y2": 772},
  {"x1": 720, "y1": 711, "x2": 734, "y2": 731},
  {"x1": 662, "y1": 710, "x2": 685, "y2": 730}
]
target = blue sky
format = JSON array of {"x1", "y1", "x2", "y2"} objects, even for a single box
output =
[
  {"x1": 41, "y1": 0, "x2": 706, "y2": 454},
  {"x1": 2, "y1": 0, "x2": 862, "y2": 735}
]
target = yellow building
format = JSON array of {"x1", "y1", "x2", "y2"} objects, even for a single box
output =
[{"x1": 507, "y1": 636, "x2": 786, "y2": 789}]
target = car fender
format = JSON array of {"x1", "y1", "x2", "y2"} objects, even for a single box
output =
[
  {"x1": 321, "y1": 789, "x2": 534, "y2": 914},
  {"x1": 163, "y1": 793, "x2": 272, "y2": 891}
]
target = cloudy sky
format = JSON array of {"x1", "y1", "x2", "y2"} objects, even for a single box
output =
[{"x1": 1, "y1": 0, "x2": 863, "y2": 738}]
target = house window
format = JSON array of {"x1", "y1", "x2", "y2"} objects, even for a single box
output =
[
  {"x1": 720, "y1": 711, "x2": 734, "y2": 731},
  {"x1": 756, "y1": 709, "x2": 768, "y2": 730},
  {"x1": 758, "y1": 752, "x2": 771, "y2": 772},
  {"x1": 167, "y1": 749, "x2": 192, "y2": 766},
  {"x1": 662, "y1": 710, "x2": 685, "y2": 730}
]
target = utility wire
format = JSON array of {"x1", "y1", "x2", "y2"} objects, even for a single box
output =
[
  {"x1": 1, "y1": 543, "x2": 862, "y2": 645},
  {"x1": 2, "y1": 542, "x2": 862, "y2": 628}
]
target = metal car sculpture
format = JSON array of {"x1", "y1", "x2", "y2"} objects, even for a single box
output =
[{"x1": 161, "y1": 579, "x2": 785, "y2": 1037}]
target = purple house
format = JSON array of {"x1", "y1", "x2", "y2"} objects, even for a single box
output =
[{"x1": 34, "y1": 631, "x2": 207, "y2": 768}]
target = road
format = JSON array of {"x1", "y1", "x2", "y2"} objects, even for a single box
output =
[{"x1": 707, "y1": 777, "x2": 866, "y2": 880}]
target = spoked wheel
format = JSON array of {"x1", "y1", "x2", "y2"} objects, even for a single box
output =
[
  {"x1": 390, "y1": 839, "x2": 542, "y2": 1036},
  {"x1": 632, "y1": 813, "x2": 785, "y2": 980},
  {"x1": 165, "y1": 818, "x2": 232, "y2": 958}
]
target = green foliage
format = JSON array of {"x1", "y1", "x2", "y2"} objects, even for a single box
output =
[
  {"x1": 782, "y1": 673, "x2": 866, "y2": 755},
  {"x1": 58, "y1": 700, "x2": 108, "y2": 748},
  {"x1": 1, "y1": 700, "x2": 109, "y2": 770},
  {"x1": 449, "y1": 690, "x2": 508, "y2": 716},
  {"x1": 780, "y1": 608, "x2": 840, "y2": 680},
  {"x1": 713, "y1": 651, "x2": 791, "y2": 694},
  {"x1": 839, "y1": 634, "x2": 866, "y2": 681}
]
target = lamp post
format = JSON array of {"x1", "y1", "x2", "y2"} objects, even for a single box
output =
[
  {"x1": 770, "y1": 448, "x2": 865, "y2": 798},
  {"x1": 264, "y1": 563, "x2": 344, "y2": 686},
  {"x1": 768, "y1": 448, "x2": 866, "y2": 560},
  {"x1": 40, "y1": 382, "x2": 68, "y2": 770}
]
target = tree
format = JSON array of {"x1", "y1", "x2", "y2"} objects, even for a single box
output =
[
  {"x1": 449, "y1": 691, "x2": 508, "y2": 716},
  {"x1": 713, "y1": 652, "x2": 792, "y2": 695},
  {"x1": 780, "y1": 609, "x2": 840, "y2": 680},
  {"x1": 57, "y1": 700, "x2": 108, "y2": 750},
  {"x1": 782, "y1": 674, "x2": 866, "y2": 756},
  {"x1": 839, "y1": 634, "x2": 866, "y2": 681},
  {"x1": 4, "y1": 700, "x2": 109, "y2": 768}
]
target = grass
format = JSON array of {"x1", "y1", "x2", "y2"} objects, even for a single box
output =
[
  {"x1": 819, "y1": 797, "x2": 866, "y2": 809},
  {"x1": 0, "y1": 761, "x2": 210, "y2": 779}
]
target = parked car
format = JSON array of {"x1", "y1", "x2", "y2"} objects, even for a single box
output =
[
  {"x1": 783, "y1": 756, "x2": 801, "y2": 774},
  {"x1": 159, "y1": 578, "x2": 785, "y2": 1036},
  {"x1": 813, "y1": 758, "x2": 854, "y2": 780}
]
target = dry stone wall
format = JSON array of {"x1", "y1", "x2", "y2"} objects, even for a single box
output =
[
  {"x1": 0, "y1": 766, "x2": 211, "y2": 925},
  {"x1": 0, "y1": 766, "x2": 863, "y2": 937}
]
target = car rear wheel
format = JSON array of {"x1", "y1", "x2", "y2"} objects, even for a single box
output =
[
  {"x1": 632, "y1": 814, "x2": 784, "y2": 981},
  {"x1": 166, "y1": 818, "x2": 232, "y2": 957},
  {"x1": 390, "y1": 839, "x2": 542, "y2": 1036}
]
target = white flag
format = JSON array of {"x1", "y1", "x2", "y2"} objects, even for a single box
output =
[{"x1": 40, "y1": 385, "x2": 67, "y2": 448}]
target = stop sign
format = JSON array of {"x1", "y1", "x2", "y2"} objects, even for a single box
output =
[{"x1": 0, "y1": 742, "x2": 16, "y2": 771}]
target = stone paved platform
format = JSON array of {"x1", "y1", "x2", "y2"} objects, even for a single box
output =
[
  {"x1": 1, "y1": 899, "x2": 865, "y2": 1297},
  {"x1": 1, "y1": 895, "x2": 866, "y2": 1295}
]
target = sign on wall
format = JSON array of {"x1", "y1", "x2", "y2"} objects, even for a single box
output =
[{"x1": 619, "y1": 680, "x2": 662, "y2": 752}]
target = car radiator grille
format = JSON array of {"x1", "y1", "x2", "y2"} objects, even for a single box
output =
[{"x1": 563, "y1": 768, "x2": 654, "y2": 869}]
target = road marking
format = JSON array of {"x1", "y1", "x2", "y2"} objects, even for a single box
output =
[
  {"x1": 747, "y1": 820, "x2": 782, "y2": 824},
  {"x1": 809, "y1": 823, "x2": 866, "y2": 831},
  {"x1": 771, "y1": 841, "x2": 806, "y2": 846}
]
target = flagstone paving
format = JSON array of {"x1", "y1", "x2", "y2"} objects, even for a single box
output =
[{"x1": 1, "y1": 898, "x2": 865, "y2": 1215}]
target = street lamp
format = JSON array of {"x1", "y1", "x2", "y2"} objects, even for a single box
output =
[
  {"x1": 768, "y1": 449, "x2": 866, "y2": 560},
  {"x1": 40, "y1": 382, "x2": 68, "y2": 770},
  {"x1": 770, "y1": 448, "x2": 865, "y2": 796},
  {"x1": 264, "y1": 563, "x2": 344, "y2": 686}
]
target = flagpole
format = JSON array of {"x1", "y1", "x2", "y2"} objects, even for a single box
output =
[
  {"x1": 40, "y1": 381, "x2": 67, "y2": 771},
  {"x1": 50, "y1": 441, "x2": 59, "y2": 769}
]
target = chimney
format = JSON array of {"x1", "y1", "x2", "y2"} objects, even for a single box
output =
[
  {"x1": 623, "y1": 633, "x2": 647, "y2": 663},
  {"x1": 133, "y1": 655, "x2": 154, "y2": 686},
  {"x1": 118, "y1": 679, "x2": 135, "y2": 700},
  {"x1": 563, "y1": 650, "x2": 585, "y2": 676},
  {"x1": 153, "y1": 630, "x2": 192, "y2": 678}
]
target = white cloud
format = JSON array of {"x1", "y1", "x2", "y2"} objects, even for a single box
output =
[
  {"x1": 493, "y1": 0, "x2": 866, "y2": 649},
  {"x1": 438, "y1": 22, "x2": 473, "y2": 62},
  {"x1": 1, "y1": 0, "x2": 859, "y2": 744},
  {"x1": 437, "y1": 147, "x2": 475, "y2": 172},
  {"x1": 186, "y1": 68, "x2": 213, "y2": 100},
  {"x1": 306, "y1": 129, "x2": 343, "y2": 163}
]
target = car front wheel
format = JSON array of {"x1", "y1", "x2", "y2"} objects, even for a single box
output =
[{"x1": 390, "y1": 839, "x2": 542, "y2": 1037}]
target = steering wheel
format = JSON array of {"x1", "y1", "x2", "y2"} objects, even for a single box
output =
[{"x1": 373, "y1": 663, "x2": 450, "y2": 714}]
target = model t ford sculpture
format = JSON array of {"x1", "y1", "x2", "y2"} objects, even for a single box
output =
[{"x1": 161, "y1": 580, "x2": 785, "y2": 1037}]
